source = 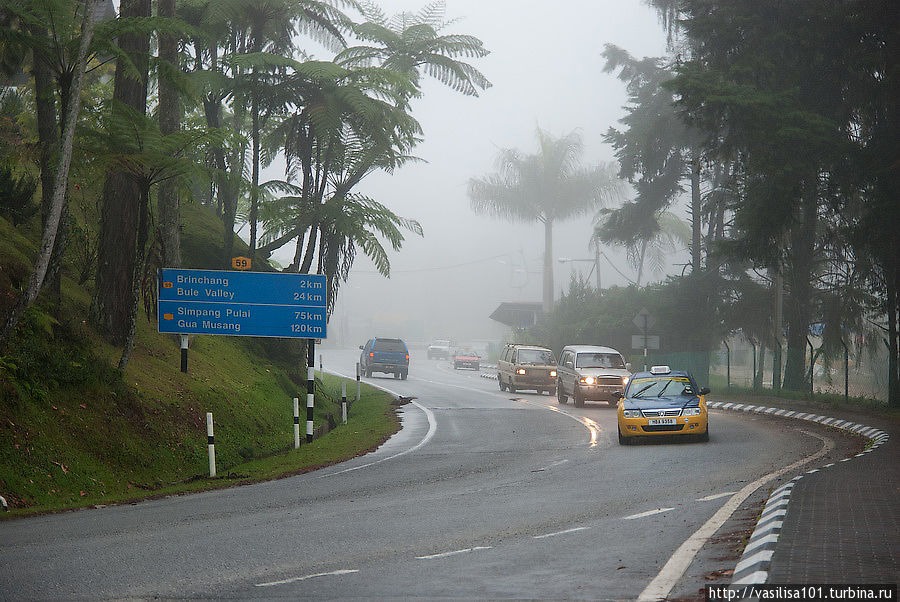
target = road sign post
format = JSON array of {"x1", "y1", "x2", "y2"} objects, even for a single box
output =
[{"x1": 632, "y1": 308, "x2": 656, "y2": 372}]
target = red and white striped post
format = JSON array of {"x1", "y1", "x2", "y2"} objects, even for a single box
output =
[{"x1": 206, "y1": 412, "x2": 216, "y2": 477}]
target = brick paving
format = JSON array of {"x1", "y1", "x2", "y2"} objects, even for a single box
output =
[{"x1": 767, "y1": 423, "x2": 899, "y2": 584}]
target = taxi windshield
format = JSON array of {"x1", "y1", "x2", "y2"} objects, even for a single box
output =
[
  {"x1": 629, "y1": 376, "x2": 693, "y2": 398},
  {"x1": 576, "y1": 353, "x2": 625, "y2": 369},
  {"x1": 517, "y1": 349, "x2": 554, "y2": 365}
]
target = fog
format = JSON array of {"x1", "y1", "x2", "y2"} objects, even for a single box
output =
[{"x1": 269, "y1": 1, "x2": 680, "y2": 347}]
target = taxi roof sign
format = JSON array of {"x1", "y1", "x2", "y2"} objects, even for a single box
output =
[{"x1": 650, "y1": 365, "x2": 671, "y2": 374}]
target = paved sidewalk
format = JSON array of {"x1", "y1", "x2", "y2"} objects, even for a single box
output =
[
  {"x1": 768, "y1": 417, "x2": 898, "y2": 583},
  {"x1": 714, "y1": 400, "x2": 899, "y2": 586}
]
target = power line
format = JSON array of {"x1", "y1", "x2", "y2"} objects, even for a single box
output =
[{"x1": 351, "y1": 254, "x2": 511, "y2": 275}]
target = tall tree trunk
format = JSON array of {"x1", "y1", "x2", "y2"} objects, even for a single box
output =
[
  {"x1": 31, "y1": 29, "x2": 57, "y2": 229},
  {"x1": 45, "y1": 69, "x2": 75, "y2": 312},
  {"x1": 92, "y1": 0, "x2": 151, "y2": 345},
  {"x1": 249, "y1": 91, "x2": 260, "y2": 255},
  {"x1": 157, "y1": 0, "x2": 181, "y2": 268},
  {"x1": 0, "y1": 0, "x2": 100, "y2": 348},
  {"x1": 299, "y1": 224, "x2": 318, "y2": 274},
  {"x1": 690, "y1": 149, "x2": 702, "y2": 274},
  {"x1": 118, "y1": 182, "x2": 151, "y2": 369},
  {"x1": 783, "y1": 176, "x2": 818, "y2": 391},
  {"x1": 201, "y1": 97, "x2": 237, "y2": 268},
  {"x1": 29, "y1": 37, "x2": 67, "y2": 313},
  {"x1": 542, "y1": 218, "x2": 554, "y2": 313},
  {"x1": 888, "y1": 248, "x2": 899, "y2": 407}
]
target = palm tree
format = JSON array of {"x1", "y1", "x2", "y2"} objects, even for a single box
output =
[
  {"x1": 468, "y1": 127, "x2": 621, "y2": 312},
  {"x1": 0, "y1": 0, "x2": 101, "y2": 348},
  {"x1": 337, "y1": 0, "x2": 490, "y2": 98},
  {"x1": 595, "y1": 210, "x2": 690, "y2": 286}
]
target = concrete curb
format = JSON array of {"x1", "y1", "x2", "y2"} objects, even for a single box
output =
[{"x1": 705, "y1": 402, "x2": 891, "y2": 586}]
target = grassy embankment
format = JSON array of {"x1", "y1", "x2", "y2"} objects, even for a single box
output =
[{"x1": 0, "y1": 205, "x2": 400, "y2": 516}]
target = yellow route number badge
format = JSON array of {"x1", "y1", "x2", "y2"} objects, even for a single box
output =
[{"x1": 231, "y1": 256, "x2": 252, "y2": 270}]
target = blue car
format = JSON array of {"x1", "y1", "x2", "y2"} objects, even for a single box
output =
[{"x1": 360, "y1": 338, "x2": 409, "y2": 379}]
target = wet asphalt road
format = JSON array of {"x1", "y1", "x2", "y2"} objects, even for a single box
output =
[{"x1": 0, "y1": 348, "x2": 859, "y2": 600}]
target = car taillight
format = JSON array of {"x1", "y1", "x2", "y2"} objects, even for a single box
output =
[
  {"x1": 369, "y1": 352, "x2": 374, "y2": 358},
  {"x1": 405, "y1": 354, "x2": 409, "y2": 360}
]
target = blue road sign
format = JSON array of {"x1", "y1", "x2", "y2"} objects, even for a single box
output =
[
  {"x1": 158, "y1": 268, "x2": 327, "y2": 338},
  {"x1": 159, "y1": 268, "x2": 326, "y2": 306}
]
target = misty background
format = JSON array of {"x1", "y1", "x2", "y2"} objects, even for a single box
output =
[{"x1": 260, "y1": 0, "x2": 680, "y2": 347}]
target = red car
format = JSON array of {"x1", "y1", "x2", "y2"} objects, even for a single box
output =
[{"x1": 452, "y1": 348, "x2": 481, "y2": 370}]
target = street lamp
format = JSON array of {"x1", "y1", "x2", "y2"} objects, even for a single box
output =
[{"x1": 558, "y1": 252, "x2": 601, "y2": 292}]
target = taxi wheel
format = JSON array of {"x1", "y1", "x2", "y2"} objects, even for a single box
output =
[
  {"x1": 617, "y1": 427, "x2": 631, "y2": 445},
  {"x1": 573, "y1": 388, "x2": 585, "y2": 408},
  {"x1": 557, "y1": 383, "x2": 567, "y2": 404},
  {"x1": 698, "y1": 427, "x2": 710, "y2": 442}
]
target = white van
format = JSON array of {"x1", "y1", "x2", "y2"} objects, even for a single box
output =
[{"x1": 556, "y1": 345, "x2": 631, "y2": 407}]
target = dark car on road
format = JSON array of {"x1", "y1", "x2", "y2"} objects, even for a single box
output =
[{"x1": 360, "y1": 338, "x2": 409, "y2": 379}]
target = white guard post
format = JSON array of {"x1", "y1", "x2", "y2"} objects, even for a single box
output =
[{"x1": 206, "y1": 412, "x2": 216, "y2": 477}]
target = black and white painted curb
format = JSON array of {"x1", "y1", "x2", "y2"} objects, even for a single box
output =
[
  {"x1": 479, "y1": 364, "x2": 499, "y2": 381},
  {"x1": 705, "y1": 402, "x2": 891, "y2": 586}
]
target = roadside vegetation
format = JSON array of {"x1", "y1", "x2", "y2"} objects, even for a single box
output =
[
  {"x1": 0, "y1": 1, "x2": 488, "y2": 514},
  {"x1": 0, "y1": 204, "x2": 399, "y2": 516},
  {"x1": 476, "y1": 1, "x2": 898, "y2": 407}
]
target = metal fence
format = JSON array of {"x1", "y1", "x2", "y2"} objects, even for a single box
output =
[{"x1": 636, "y1": 338, "x2": 889, "y2": 403}]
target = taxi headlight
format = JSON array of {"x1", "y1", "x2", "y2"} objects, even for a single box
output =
[
  {"x1": 549, "y1": 370, "x2": 557, "y2": 377},
  {"x1": 682, "y1": 407, "x2": 703, "y2": 416},
  {"x1": 622, "y1": 409, "x2": 642, "y2": 418},
  {"x1": 516, "y1": 368, "x2": 526, "y2": 375},
  {"x1": 580, "y1": 376, "x2": 596, "y2": 385}
]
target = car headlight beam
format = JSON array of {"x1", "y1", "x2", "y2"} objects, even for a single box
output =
[{"x1": 580, "y1": 376, "x2": 595, "y2": 385}]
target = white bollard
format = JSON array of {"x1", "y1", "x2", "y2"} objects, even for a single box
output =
[
  {"x1": 206, "y1": 412, "x2": 216, "y2": 477},
  {"x1": 293, "y1": 397, "x2": 300, "y2": 449},
  {"x1": 341, "y1": 382, "x2": 347, "y2": 424}
]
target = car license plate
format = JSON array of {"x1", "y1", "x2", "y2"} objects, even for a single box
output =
[{"x1": 648, "y1": 418, "x2": 677, "y2": 425}]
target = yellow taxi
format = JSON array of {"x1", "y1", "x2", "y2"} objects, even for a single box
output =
[{"x1": 615, "y1": 366, "x2": 710, "y2": 444}]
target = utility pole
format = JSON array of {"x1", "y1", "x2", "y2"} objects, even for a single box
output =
[{"x1": 773, "y1": 267, "x2": 783, "y2": 393}]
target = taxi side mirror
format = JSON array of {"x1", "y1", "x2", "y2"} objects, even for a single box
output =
[
  {"x1": 625, "y1": 362, "x2": 632, "y2": 371},
  {"x1": 613, "y1": 391, "x2": 624, "y2": 400},
  {"x1": 700, "y1": 387, "x2": 710, "y2": 395},
  {"x1": 564, "y1": 361, "x2": 574, "y2": 369},
  {"x1": 358, "y1": 345, "x2": 364, "y2": 350}
]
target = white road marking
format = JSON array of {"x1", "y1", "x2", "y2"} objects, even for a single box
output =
[
  {"x1": 637, "y1": 429, "x2": 834, "y2": 602},
  {"x1": 317, "y1": 375, "x2": 437, "y2": 478},
  {"x1": 623, "y1": 508, "x2": 675, "y2": 520},
  {"x1": 416, "y1": 546, "x2": 492, "y2": 560},
  {"x1": 256, "y1": 569, "x2": 359, "y2": 587},
  {"x1": 533, "y1": 527, "x2": 590, "y2": 539},
  {"x1": 374, "y1": 368, "x2": 602, "y2": 448},
  {"x1": 696, "y1": 492, "x2": 736, "y2": 502}
]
